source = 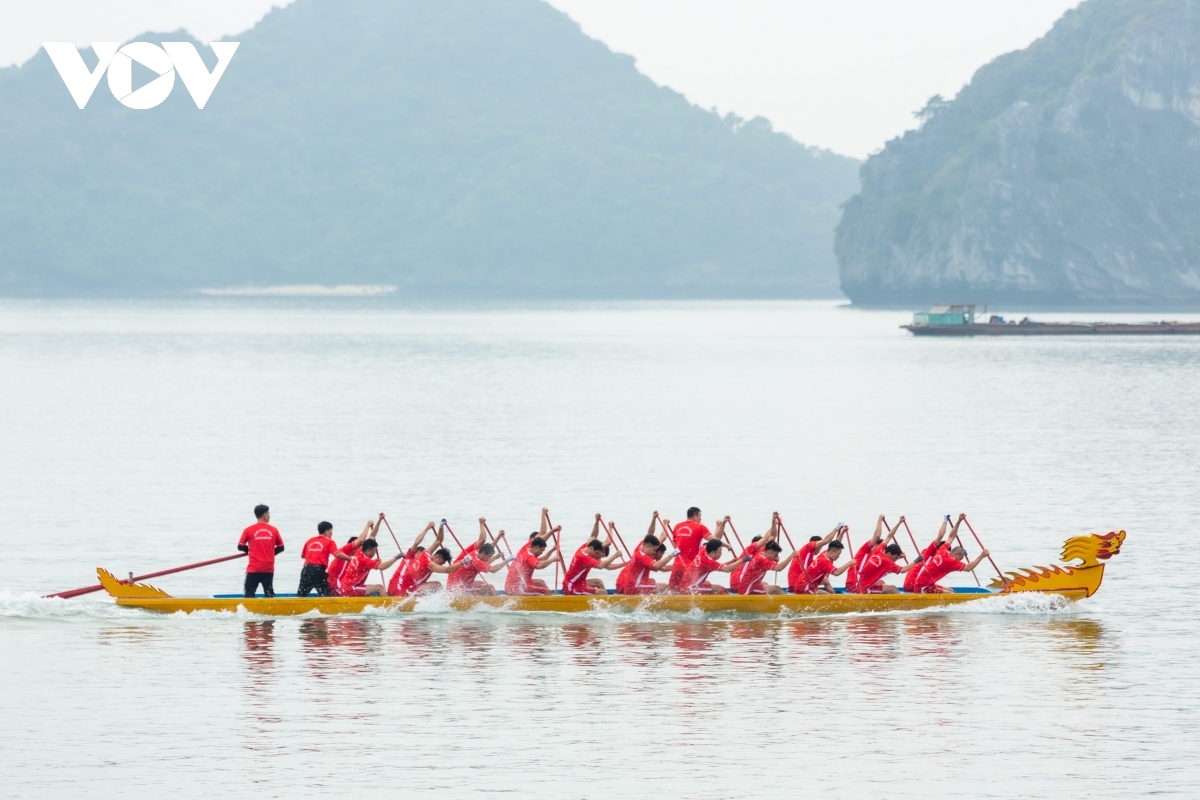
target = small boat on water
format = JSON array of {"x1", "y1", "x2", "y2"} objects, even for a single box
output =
[
  {"x1": 97, "y1": 531, "x2": 1124, "y2": 616},
  {"x1": 902, "y1": 304, "x2": 1200, "y2": 336}
]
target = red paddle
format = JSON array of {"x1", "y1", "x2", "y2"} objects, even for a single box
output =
[
  {"x1": 482, "y1": 520, "x2": 512, "y2": 559},
  {"x1": 604, "y1": 518, "x2": 633, "y2": 559},
  {"x1": 440, "y1": 519, "x2": 466, "y2": 552},
  {"x1": 961, "y1": 515, "x2": 1009, "y2": 589},
  {"x1": 543, "y1": 510, "x2": 568, "y2": 589},
  {"x1": 45, "y1": 552, "x2": 247, "y2": 599}
]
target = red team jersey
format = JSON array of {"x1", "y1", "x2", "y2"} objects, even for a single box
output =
[
  {"x1": 794, "y1": 552, "x2": 836, "y2": 594},
  {"x1": 787, "y1": 542, "x2": 819, "y2": 592},
  {"x1": 338, "y1": 550, "x2": 381, "y2": 595},
  {"x1": 904, "y1": 542, "x2": 944, "y2": 592},
  {"x1": 388, "y1": 549, "x2": 432, "y2": 596},
  {"x1": 506, "y1": 550, "x2": 545, "y2": 595},
  {"x1": 845, "y1": 540, "x2": 877, "y2": 593},
  {"x1": 326, "y1": 540, "x2": 359, "y2": 590},
  {"x1": 667, "y1": 520, "x2": 711, "y2": 591},
  {"x1": 239, "y1": 522, "x2": 284, "y2": 573},
  {"x1": 855, "y1": 548, "x2": 901, "y2": 593},
  {"x1": 914, "y1": 549, "x2": 965, "y2": 591},
  {"x1": 301, "y1": 535, "x2": 339, "y2": 566},
  {"x1": 563, "y1": 552, "x2": 601, "y2": 595},
  {"x1": 447, "y1": 551, "x2": 491, "y2": 592},
  {"x1": 737, "y1": 552, "x2": 775, "y2": 595},
  {"x1": 729, "y1": 543, "x2": 761, "y2": 594},
  {"x1": 681, "y1": 551, "x2": 723, "y2": 593},
  {"x1": 616, "y1": 548, "x2": 658, "y2": 595}
]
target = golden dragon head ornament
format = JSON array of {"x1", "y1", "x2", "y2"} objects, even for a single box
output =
[{"x1": 990, "y1": 530, "x2": 1125, "y2": 597}]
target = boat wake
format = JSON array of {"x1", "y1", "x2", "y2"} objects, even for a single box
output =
[{"x1": 0, "y1": 590, "x2": 141, "y2": 620}]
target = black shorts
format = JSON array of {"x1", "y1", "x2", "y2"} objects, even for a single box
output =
[
  {"x1": 297, "y1": 564, "x2": 331, "y2": 597},
  {"x1": 244, "y1": 572, "x2": 276, "y2": 598}
]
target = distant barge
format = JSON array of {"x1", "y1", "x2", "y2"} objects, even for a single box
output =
[{"x1": 903, "y1": 304, "x2": 1200, "y2": 336}]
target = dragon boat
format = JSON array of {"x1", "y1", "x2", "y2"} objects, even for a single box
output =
[{"x1": 97, "y1": 530, "x2": 1124, "y2": 616}]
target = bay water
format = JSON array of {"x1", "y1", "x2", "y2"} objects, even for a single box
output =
[{"x1": 1, "y1": 300, "x2": 1198, "y2": 798}]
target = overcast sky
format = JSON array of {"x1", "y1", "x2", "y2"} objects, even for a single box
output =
[{"x1": 1, "y1": 0, "x2": 1081, "y2": 158}]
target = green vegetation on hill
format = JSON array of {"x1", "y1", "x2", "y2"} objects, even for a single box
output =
[
  {"x1": 0, "y1": 0, "x2": 858, "y2": 297},
  {"x1": 837, "y1": 0, "x2": 1200, "y2": 307}
]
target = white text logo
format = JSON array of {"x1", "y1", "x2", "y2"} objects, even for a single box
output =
[{"x1": 43, "y1": 41, "x2": 240, "y2": 110}]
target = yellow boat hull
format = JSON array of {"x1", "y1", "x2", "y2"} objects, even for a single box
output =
[{"x1": 110, "y1": 589, "x2": 1087, "y2": 616}]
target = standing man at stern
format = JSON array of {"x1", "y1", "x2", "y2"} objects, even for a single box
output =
[{"x1": 239, "y1": 504, "x2": 284, "y2": 598}]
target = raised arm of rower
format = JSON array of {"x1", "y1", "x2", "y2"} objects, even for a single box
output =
[
  {"x1": 355, "y1": 518, "x2": 376, "y2": 548},
  {"x1": 949, "y1": 513, "x2": 967, "y2": 549},
  {"x1": 871, "y1": 514, "x2": 886, "y2": 545},
  {"x1": 712, "y1": 516, "x2": 729, "y2": 543},
  {"x1": 409, "y1": 521, "x2": 437, "y2": 555},
  {"x1": 883, "y1": 516, "x2": 905, "y2": 547},
  {"x1": 475, "y1": 518, "x2": 490, "y2": 549},
  {"x1": 590, "y1": 513, "x2": 603, "y2": 542}
]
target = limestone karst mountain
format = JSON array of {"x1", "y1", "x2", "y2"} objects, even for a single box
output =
[{"x1": 837, "y1": 0, "x2": 1200, "y2": 307}]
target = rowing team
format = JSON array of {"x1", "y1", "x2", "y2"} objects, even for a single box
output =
[{"x1": 237, "y1": 504, "x2": 990, "y2": 599}]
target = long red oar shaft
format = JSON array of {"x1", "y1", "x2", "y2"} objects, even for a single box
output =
[
  {"x1": 725, "y1": 519, "x2": 747, "y2": 552},
  {"x1": 380, "y1": 514, "x2": 404, "y2": 554},
  {"x1": 45, "y1": 553, "x2": 247, "y2": 599},
  {"x1": 655, "y1": 514, "x2": 675, "y2": 546},
  {"x1": 775, "y1": 516, "x2": 798, "y2": 551},
  {"x1": 441, "y1": 520, "x2": 466, "y2": 551},
  {"x1": 899, "y1": 518, "x2": 921, "y2": 556},
  {"x1": 482, "y1": 521, "x2": 512, "y2": 559},
  {"x1": 962, "y1": 515, "x2": 1009, "y2": 588},
  {"x1": 545, "y1": 511, "x2": 568, "y2": 589},
  {"x1": 605, "y1": 519, "x2": 632, "y2": 559}
]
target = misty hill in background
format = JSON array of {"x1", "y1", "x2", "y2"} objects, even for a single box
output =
[
  {"x1": 837, "y1": 0, "x2": 1200, "y2": 307},
  {"x1": 0, "y1": 0, "x2": 858, "y2": 298}
]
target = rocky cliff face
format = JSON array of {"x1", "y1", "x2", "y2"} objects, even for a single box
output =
[{"x1": 837, "y1": 0, "x2": 1200, "y2": 307}]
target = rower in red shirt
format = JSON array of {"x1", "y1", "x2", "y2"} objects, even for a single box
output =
[
  {"x1": 846, "y1": 515, "x2": 893, "y2": 593},
  {"x1": 730, "y1": 513, "x2": 779, "y2": 594},
  {"x1": 736, "y1": 540, "x2": 794, "y2": 595},
  {"x1": 616, "y1": 533, "x2": 675, "y2": 595},
  {"x1": 563, "y1": 534, "x2": 622, "y2": 595},
  {"x1": 338, "y1": 537, "x2": 401, "y2": 597},
  {"x1": 787, "y1": 524, "x2": 842, "y2": 593},
  {"x1": 854, "y1": 542, "x2": 913, "y2": 593},
  {"x1": 447, "y1": 537, "x2": 508, "y2": 596},
  {"x1": 297, "y1": 520, "x2": 354, "y2": 597},
  {"x1": 914, "y1": 521, "x2": 989, "y2": 593},
  {"x1": 506, "y1": 536, "x2": 558, "y2": 595},
  {"x1": 794, "y1": 539, "x2": 851, "y2": 594},
  {"x1": 388, "y1": 521, "x2": 449, "y2": 596},
  {"x1": 667, "y1": 507, "x2": 714, "y2": 592},
  {"x1": 681, "y1": 539, "x2": 746, "y2": 594},
  {"x1": 237, "y1": 504, "x2": 285, "y2": 598},
  {"x1": 904, "y1": 514, "x2": 960, "y2": 592},
  {"x1": 327, "y1": 516, "x2": 383, "y2": 595},
  {"x1": 854, "y1": 516, "x2": 914, "y2": 594}
]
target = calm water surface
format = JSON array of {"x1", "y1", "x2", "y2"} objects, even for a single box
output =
[{"x1": 1, "y1": 300, "x2": 1198, "y2": 798}]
